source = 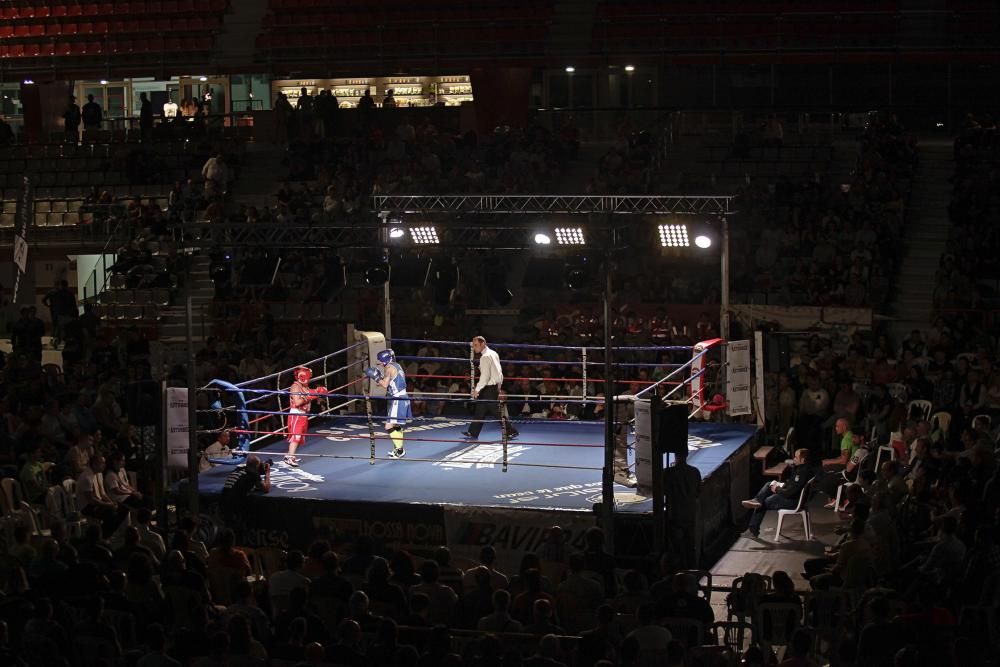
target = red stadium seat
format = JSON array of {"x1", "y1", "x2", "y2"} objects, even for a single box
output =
[
  {"x1": 24, "y1": 44, "x2": 41, "y2": 58},
  {"x1": 53, "y1": 5, "x2": 68, "y2": 18},
  {"x1": 19, "y1": 6, "x2": 35, "y2": 19},
  {"x1": 78, "y1": 22, "x2": 94, "y2": 34},
  {"x1": 8, "y1": 44, "x2": 24, "y2": 58},
  {"x1": 70, "y1": 42, "x2": 87, "y2": 55},
  {"x1": 46, "y1": 23, "x2": 63, "y2": 36},
  {"x1": 67, "y1": 5, "x2": 83, "y2": 17},
  {"x1": 29, "y1": 24, "x2": 46, "y2": 38},
  {"x1": 0, "y1": 25, "x2": 12, "y2": 39},
  {"x1": 94, "y1": 21, "x2": 109, "y2": 34},
  {"x1": 38, "y1": 43, "x2": 55, "y2": 57},
  {"x1": 84, "y1": 4, "x2": 99, "y2": 16},
  {"x1": 63, "y1": 22, "x2": 78, "y2": 35},
  {"x1": 99, "y1": 2, "x2": 114, "y2": 15},
  {"x1": 55, "y1": 42, "x2": 71, "y2": 56},
  {"x1": 35, "y1": 6, "x2": 51, "y2": 18}
]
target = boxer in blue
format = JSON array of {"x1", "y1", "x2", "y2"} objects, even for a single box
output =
[{"x1": 365, "y1": 348, "x2": 411, "y2": 458}]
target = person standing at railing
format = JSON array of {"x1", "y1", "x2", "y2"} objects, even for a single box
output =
[{"x1": 42, "y1": 280, "x2": 77, "y2": 350}]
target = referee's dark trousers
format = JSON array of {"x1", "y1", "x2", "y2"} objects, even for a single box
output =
[{"x1": 467, "y1": 385, "x2": 500, "y2": 438}]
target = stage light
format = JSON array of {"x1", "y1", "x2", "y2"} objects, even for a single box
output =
[
  {"x1": 100, "y1": 79, "x2": 109, "y2": 85},
  {"x1": 555, "y1": 227, "x2": 585, "y2": 245},
  {"x1": 364, "y1": 261, "x2": 389, "y2": 285},
  {"x1": 23, "y1": 79, "x2": 34, "y2": 85},
  {"x1": 565, "y1": 256, "x2": 592, "y2": 289},
  {"x1": 409, "y1": 226, "x2": 439, "y2": 244},
  {"x1": 694, "y1": 234, "x2": 712, "y2": 249},
  {"x1": 199, "y1": 76, "x2": 208, "y2": 82},
  {"x1": 534, "y1": 232, "x2": 552, "y2": 245},
  {"x1": 658, "y1": 224, "x2": 690, "y2": 248},
  {"x1": 565, "y1": 66, "x2": 575, "y2": 73},
  {"x1": 388, "y1": 227, "x2": 405, "y2": 239},
  {"x1": 625, "y1": 65, "x2": 635, "y2": 72}
]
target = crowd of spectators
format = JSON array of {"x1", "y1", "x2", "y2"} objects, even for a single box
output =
[
  {"x1": 732, "y1": 114, "x2": 916, "y2": 308},
  {"x1": 938, "y1": 113, "x2": 1000, "y2": 311}
]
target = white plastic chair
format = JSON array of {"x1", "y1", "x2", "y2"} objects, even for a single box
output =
[
  {"x1": 973, "y1": 414, "x2": 992, "y2": 430},
  {"x1": 775, "y1": 478, "x2": 815, "y2": 541},
  {"x1": 908, "y1": 400, "x2": 932, "y2": 422},
  {"x1": 931, "y1": 411, "x2": 952, "y2": 438}
]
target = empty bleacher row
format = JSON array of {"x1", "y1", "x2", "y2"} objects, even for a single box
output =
[
  {"x1": 0, "y1": 0, "x2": 228, "y2": 58},
  {"x1": 256, "y1": 0, "x2": 553, "y2": 57}
]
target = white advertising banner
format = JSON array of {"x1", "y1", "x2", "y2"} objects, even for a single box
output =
[
  {"x1": 13, "y1": 235, "x2": 27, "y2": 273},
  {"x1": 727, "y1": 339, "x2": 752, "y2": 416},
  {"x1": 634, "y1": 398, "x2": 653, "y2": 488},
  {"x1": 166, "y1": 387, "x2": 190, "y2": 470},
  {"x1": 442, "y1": 504, "x2": 597, "y2": 574},
  {"x1": 754, "y1": 331, "x2": 767, "y2": 427}
]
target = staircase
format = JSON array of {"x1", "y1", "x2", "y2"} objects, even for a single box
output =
[
  {"x1": 547, "y1": 0, "x2": 599, "y2": 56},
  {"x1": 212, "y1": 0, "x2": 270, "y2": 67},
  {"x1": 888, "y1": 140, "x2": 953, "y2": 341},
  {"x1": 157, "y1": 254, "x2": 214, "y2": 369}
]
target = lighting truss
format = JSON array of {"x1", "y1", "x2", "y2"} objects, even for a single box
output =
[{"x1": 372, "y1": 194, "x2": 735, "y2": 215}]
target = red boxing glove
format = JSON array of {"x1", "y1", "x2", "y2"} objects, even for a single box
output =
[{"x1": 315, "y1": 386, "x2": 328, "y2": 395}]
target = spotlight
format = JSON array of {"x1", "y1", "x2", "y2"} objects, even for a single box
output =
[
  {"x1": 409, "y1": 226, "x2": 439, "y2": 245},
  {"x1": 364, "y1": 261, "x2": 390, "y2": 285},
  {"x1": 694, "y1": 234, "x2": 712, "y2": 249},
  {"x1": 388, "y1": 227, "x2": 405, "y2": 239},
  {"x1": 199, "y1": 76, "x2": 208, "y2": 82},
  {"x1": 658, "y1": 224, "x2": 690, "y2": 248},
  {"x1": 100, "y1": 79, "x2": 109, "y2": 85},
  {"x1": 565, "y1": 256, "x2": 592, "y2": 289},
  {"x1": 565, "y1": 66, "x2": 575, "y2": 73},
  {"x1": 625, "y1": 65, "x2": 635, "y2": 72},
  {"x1": 534, "y1": 233, "x2": 552, "y2": 245},
  {"x1": 22, "y1": 79, "x2": 34, "y2": 85},
  {"x1": 555, "y1": 227, "x2": 585, "y2": 245}
]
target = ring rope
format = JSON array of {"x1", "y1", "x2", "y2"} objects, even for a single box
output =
[
  {"x1": 395, "y1": 355, "x2": 686, "y2": 368},
  {"x1": 225, "y1": 341, "x2": 367, "y2": 390},
  {"x1": 244, "y1": 449, "x2": 604, "y2": 470},
  {"x1": 409, "y1": 373, "x2": 667, "y2": 386},
  {"x1": 225, "y1": 429, "x2": 605, "y2": 449},
  {"x1": 390, "y1": 337, "x2": 697, "y2": 352}
]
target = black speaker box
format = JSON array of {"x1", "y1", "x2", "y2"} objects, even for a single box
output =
[
  {"x1": 765, "y1": 334, "x2": 790, "y2": 373},
  {"x1": 657, "y1": 404, "x2": 689, "y2": 455}
]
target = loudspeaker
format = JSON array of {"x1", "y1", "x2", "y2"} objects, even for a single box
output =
[
  {"x1": 656, "y1": 404, "x2": 689, "y2": 455},
  {"x1": 765, "y1": 334, "x2": 790, "y2": 373}
]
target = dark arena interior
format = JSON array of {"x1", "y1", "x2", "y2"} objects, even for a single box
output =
[{"x1": 2, "y1": 2, "x2": 1000, "y2": 666}]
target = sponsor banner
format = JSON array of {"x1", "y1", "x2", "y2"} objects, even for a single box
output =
[
  {"x1": 13, "y1": 235, "x2": 27, "y2": 274},
  {"x1": 200, "y1": 491, "x2": 448, "y2": 553},
  {"x1": 754, "y1": 332, "x2": 766, "y2": 427},
  {"x1": 165, "y1": 387, "x2": 189, "y2": 470},
  {"x1": 634, "y1": 399, "x2": 653, "y2": 488},
  {"x1": 443, "y1": 504, "x2": 597, "y2": 573},
  {"x1": 726, "y1": 339, "x2": 752, "y2": 417}
]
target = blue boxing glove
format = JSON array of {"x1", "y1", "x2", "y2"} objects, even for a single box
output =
[{"x1": 365, "y1": 366, "x2": 384, "y2": 382}]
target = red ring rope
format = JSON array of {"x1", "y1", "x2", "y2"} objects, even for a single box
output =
[
  {"x1": 226, "y1": 428, "x2": 604, "y2": 448},
  {"x1": 408, "y1": 372, "x2": 672, "y2": 385}
]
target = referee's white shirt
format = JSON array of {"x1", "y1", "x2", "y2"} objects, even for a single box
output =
[{"x1": 476, "y1": 346, "x2": 504, "y2": 393}]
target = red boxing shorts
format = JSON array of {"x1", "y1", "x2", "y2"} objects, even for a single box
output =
[{"x1": 287, "y1": 408, "x2": 308, "y2": 446}]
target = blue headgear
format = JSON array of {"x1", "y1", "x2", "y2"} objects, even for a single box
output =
[{"x1": 376, "y1": 348, "x2": 395, "y2": 365}]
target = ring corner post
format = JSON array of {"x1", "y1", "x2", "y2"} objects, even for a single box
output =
[
  {"x1": 186, "y1": 296, "x2": 199, "y2": 517},
  {"x1": 601, "y1": 246, "x2": 616, "y2": 553}
]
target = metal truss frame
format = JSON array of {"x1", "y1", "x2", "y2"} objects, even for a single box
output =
[{"x1": 372, "y1": 194, "x2": 736, "y2": 215}]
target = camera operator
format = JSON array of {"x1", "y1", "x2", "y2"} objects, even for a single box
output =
[{"x1": 220, "y1": 455, "x2": 272, "y2": 528}]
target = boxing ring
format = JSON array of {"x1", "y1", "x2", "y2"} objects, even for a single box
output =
[{"x1": 189, "y1": 333, "x2": 758, "y2": 568}]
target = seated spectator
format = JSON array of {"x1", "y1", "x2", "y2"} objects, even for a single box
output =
[
  {"x1": 206, "y1": 527, "x2": 252, "y2": 579},
  {"x1": 477, "y1": 589, "x2": 523, "y2": 633},
  {"x1": 76, "y1": 454, "x2": 129, "y2": 538},
  {"x1": 408, "y1": 560, "x2": 457, "y2": 626},
  {"x1": 625, "y1": 603, "x2": 672, "y2": 667},
  {"x1": 269, "y1": 550, "x2": 311, "y2": 614}
]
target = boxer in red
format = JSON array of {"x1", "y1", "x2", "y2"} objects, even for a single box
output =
[{"x1": 285, "y1": 366, "x2": 326, "y2": 466}]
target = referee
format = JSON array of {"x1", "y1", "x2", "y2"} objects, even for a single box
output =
[{"x1": 463, "y1": 336, "x2": 519, "y2": 440}]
